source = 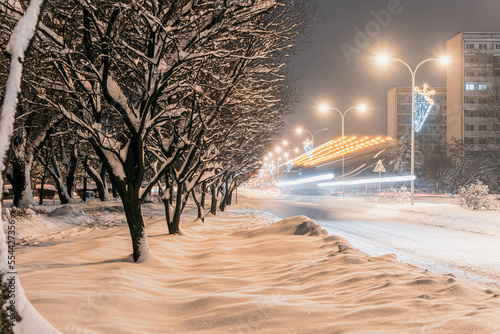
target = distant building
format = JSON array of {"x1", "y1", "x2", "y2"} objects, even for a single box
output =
[
  {"x1": 447, "y1": 32, "x2": 500, "y2": 150},
  {"x1": 387, "y1": 86, "x2": 447, "y2": 152}
]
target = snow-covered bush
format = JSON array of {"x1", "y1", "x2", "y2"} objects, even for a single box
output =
[
  {"x1": 143, "y1": 195, "x2": 162, "y2": 204},
  {"x1": 369, "y1": 186, "x2": 410, "y2": 204},
  {"x1": 393, "y1": 186, "x2": 410, "y2": 204},
  {"x1": 459, "y1": 181, "x2": 490, "y2": 211},
  {"x1": 3, "y1": 206, "x2": 37, "y2": 220}
]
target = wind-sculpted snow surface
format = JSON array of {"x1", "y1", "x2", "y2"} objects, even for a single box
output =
[{"x1": 15, "y1": 202, "x2": 500, "y2": 333}]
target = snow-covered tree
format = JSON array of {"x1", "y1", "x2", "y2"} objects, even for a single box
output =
[
  {"x1": 81, "y1": 152, "x2": 111, "y2": 202},
  {"x1": 4, "y1": 103, "x2": 63, "y2": 207},
  {"x1": 0, "y1": 0, "x2": 59, "y2": 331},
  {"x1": 2, "y1": 1, "x2": 69, "y2": 208},
  {"x1": 446, "y1": 138, "x2": 495, "y2": 193},
  {"x1": 421, "y1": 144, "x2": 454, "y2": 193},
  {"x1": 420, "y1": 139, "x2": 496, "y2": 193},
  {"x1": 32, "y1": 0, "x2": 314, "y2": 261}
]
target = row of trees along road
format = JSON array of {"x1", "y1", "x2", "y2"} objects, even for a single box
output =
[
  {"x1": 388, "y1": 135, "x2": 499, "y2": 194},
  {"x1": 1, "y1": 0, "x2": 316, "y2": 262}
]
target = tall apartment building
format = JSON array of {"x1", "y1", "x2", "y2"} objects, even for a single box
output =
[
  {"x1": 387, "y1": 86, "x2": 447, "y2": 152},
  {"x1": 447, "y1": 32, "x2": 500, "y2": 150}
]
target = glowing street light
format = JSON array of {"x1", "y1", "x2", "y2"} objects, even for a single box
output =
[
  {"x1": 281, "y1": 140, "x2": 301, "y2": 158},
  {"x1": 319, "y1": 104, "x2": 367, "y2": 138},
  {"x1": 295, "y1": 127, "x2": 329, "y2": 148},
  {"x1": 377, "y1": 54, "x2": 448, "y2": 205}
]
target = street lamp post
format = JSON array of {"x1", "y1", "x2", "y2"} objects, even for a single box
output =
[
  {"x1": 320, "y1": 104, "x2": 366, "y2": 197},
  {"x1": 281, "y1": 140, "x2": 301, "y2": 158},
  {"x1": 320, "y1": 105, "x2": 365, "y2": 178},
  {"x1": 378, "y1": 55, "x2": 448, "y2": 205},
  {"x1": 296, "y1": 127, "x2": 329, "y2": 151},
  {"x1": 276, "y1": 156, "x2": 282, "y2": 181}
]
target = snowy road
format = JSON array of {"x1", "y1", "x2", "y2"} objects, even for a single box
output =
[{"x1": 247, "y1": 193, "x2": 500, "y2": 288}]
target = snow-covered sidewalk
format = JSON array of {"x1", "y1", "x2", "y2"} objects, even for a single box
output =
[{"x1": 11, "y1": 196, "x2": 500, "y2": 333}]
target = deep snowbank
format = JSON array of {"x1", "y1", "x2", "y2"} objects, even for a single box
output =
[{"x1": 13, "y1": 197, "x2": 500, "y2": 333}]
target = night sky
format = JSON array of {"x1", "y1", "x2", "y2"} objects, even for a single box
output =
[{"x1": 284, "y1": 0, "x2": 500, "y2": 149}]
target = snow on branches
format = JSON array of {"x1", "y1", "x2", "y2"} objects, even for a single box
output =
[{"x1": 459, "y1": 181, "x2": 491, "y2": 211}]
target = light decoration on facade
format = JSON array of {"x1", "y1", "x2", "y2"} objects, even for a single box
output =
[
  {"x1": 289, "y1": 135, "x2": 393, "y2": 167},
  {"x1": 413, "y1": 84, "x2": 435, "y2": 133}
]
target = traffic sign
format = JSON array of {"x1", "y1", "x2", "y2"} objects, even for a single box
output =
[{"x1": 373, "y1": 160, "x2": 386, "y2": 173}]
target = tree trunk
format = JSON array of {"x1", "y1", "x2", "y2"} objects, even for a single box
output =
[
  {"x1": 65, "y1": 147, "x2": 78, "y2": 198},
  {"x1": 219, "y1": 196, "x2": 227, "y2": 212},
  {"x1": 48, "y1": 155, "x2": 72, "y2": 204},
  {"x1": 201, "y1": 181, "x2": 206, "y2": 210},
  {"x1": 83, "y1": 158, "x2": 110, "y2": 201},
  {"x1": 219, "y1": 181, "x2": 228, "y2": 212},
  {"x1": 82, "y1": 174, "x2": 87, "y2": 202},
  {"x1": 210, "y1": 183, "x2": 217, "y2": 215},
  {"x1": 169, "y1": 182, "x2": 184, "y2": 234},
  {"x1": 99, "y1": 163, "x2": 110, "y2": 200},
  {"x1": 162, "y1": 196, "x2": 172, "y2": 231},
  {"x1": 191, "y1": 189, "x2": 204, "y2": 222},
  {"x1": 6, "y1": 158, "x2": 36, "y2": 207},
  {"x1": 161, "y1": 174, "x2": 173, "y2": 231},
  {"x1": 112, "y1": 184, "x2": 119, "y2": 198},
  {"x1": 39, "y1": 168, "x2": 46, "y2": 205},
  {"x1": 120, "y1": 191, "x2": 149, "y2": 262}
]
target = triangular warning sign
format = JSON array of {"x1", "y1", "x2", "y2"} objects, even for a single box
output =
[{"x1": 373, "y1": 160, "x2": 386, "y2": 173}]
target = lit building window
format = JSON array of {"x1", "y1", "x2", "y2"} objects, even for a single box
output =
[{"x1": 465, "y1": 82, "x2": 475, "y2": 90}]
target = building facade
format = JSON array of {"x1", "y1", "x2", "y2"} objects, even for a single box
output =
[
  {"x1": 447, "y1": 32, "x2": 500, "y2": 150},
  {"x1": 387, "y1": 86, "x2": 447, "y2": 152}
]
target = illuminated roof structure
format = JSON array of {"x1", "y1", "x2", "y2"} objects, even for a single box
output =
[{"x1": 288, "y1": 135, "x2": 393, "y2": 168}]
